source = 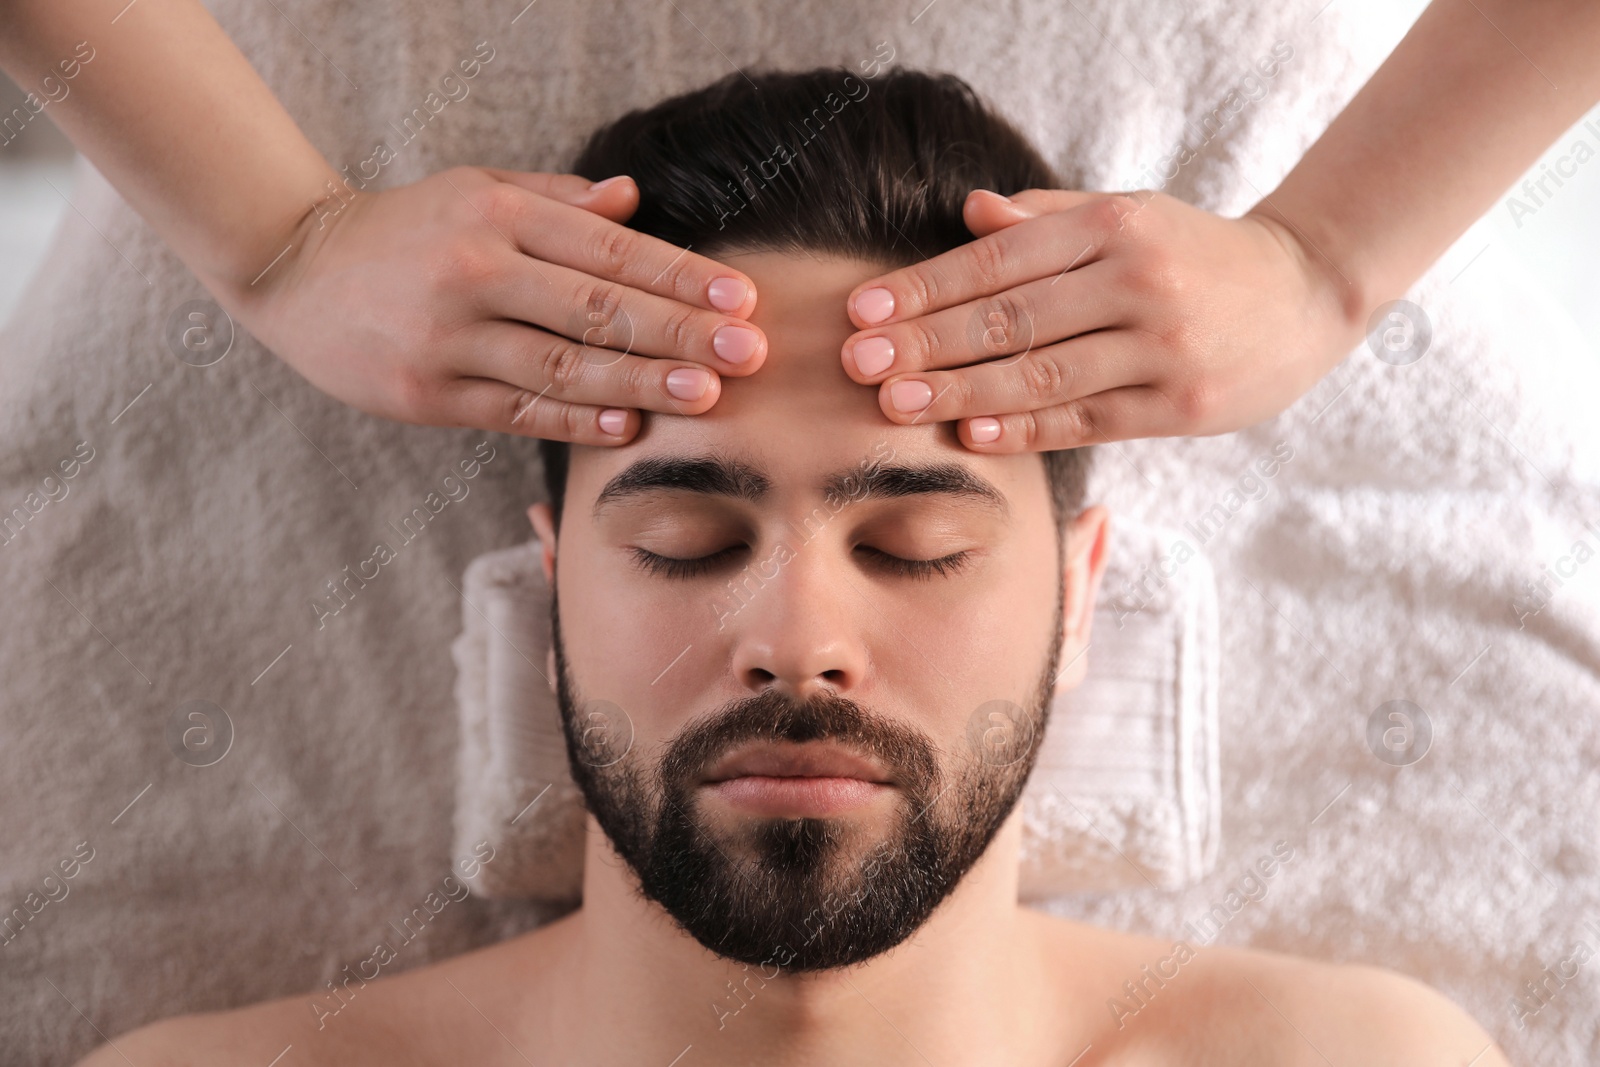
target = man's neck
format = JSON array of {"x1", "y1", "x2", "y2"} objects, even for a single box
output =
[{"x1": 534, "y1": 809, "x2": 1064, "y2": 1065}]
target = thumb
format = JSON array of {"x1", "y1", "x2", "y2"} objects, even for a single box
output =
[
  {"x1": 1007, "y1": 188, "x2": 1105, "y2": 214},
  {"x1": 963, "y1": 188, "x2": 1036, "y2": 238},
  {"x1": 964, "y1": 187, "x2": 1111, "y2": 237},
  {"x1": 479, "y1": 168, "x2": 640, "y2": 223}
]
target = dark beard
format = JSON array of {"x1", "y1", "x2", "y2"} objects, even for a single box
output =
[{"x1": 548, "y1": 579, "x2": 1063, "y2": 974}]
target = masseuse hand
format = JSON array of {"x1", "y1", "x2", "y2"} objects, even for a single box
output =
[
  {"x1": 221, "y1": 169, "x2": 765, "y2": 445},
  {"x1": 839, "y1": 188, "x2": 1364, "y2": 451}
]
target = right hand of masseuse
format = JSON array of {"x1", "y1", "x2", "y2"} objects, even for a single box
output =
[{"x1": 212, "y1": 167, "x2": 767, "y2": 444}]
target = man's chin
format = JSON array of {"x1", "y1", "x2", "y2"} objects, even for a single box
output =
[{"x1": 625, "y1": 794, "x2": 956, "y2": 973}]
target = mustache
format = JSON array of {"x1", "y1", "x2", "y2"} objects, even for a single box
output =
[{"x1": 657, "y1": 689, "x2": 940, "y2": 796}]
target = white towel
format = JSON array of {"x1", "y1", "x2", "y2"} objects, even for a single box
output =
[
  {"x1": 449, "y1": 515, "x2": 1220, "y2": 903},
  {"x1": 8, "y1": 0, "x2": 1600, "y2": 1062}
]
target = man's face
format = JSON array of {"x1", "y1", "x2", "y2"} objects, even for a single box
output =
[{"x1": 530, "y1": 250, "x2": 1107, "y2": 973}]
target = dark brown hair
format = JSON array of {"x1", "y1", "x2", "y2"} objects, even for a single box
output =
[{"x1": 539, "y1": 65, "x2": 1092, "y2": 535}]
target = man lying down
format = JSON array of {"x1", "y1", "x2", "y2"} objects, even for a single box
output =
[{"x1": 83, "y1": 66, "x2": 1505, "y2": 1067}]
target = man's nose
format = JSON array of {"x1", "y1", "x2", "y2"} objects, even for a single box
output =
[{"x1": 725, "y1": 543, "x2": 868, "y2": 699}]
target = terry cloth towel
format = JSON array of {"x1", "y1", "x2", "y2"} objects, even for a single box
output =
[
  {"x1": 448, "y1": 516, "x2": 1221, "y2": 904},
  {"x1": 10, "y1": 0, "x2": 1600, "y2": 1063}
]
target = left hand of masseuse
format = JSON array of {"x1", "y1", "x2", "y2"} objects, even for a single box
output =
[{"x1": 840, "y1": 188, "x2": 1366, "y2": 450}]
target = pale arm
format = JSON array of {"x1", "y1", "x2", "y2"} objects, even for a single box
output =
[
  {"x1": 0, "y1": 0, "x2": 767, "y2": 443},
  {"x1": 0, "y1": 0, "x2": 340, "y2": 289},
  {"x1": 839, "y1": 0, "x2": 1600, "y2": 450},
  {"x1": 1254, "y1": 0, "x2": 1600, "y2": 328}
]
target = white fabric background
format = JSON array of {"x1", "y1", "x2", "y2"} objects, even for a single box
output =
[{"x1": 4, "y1": 1, "x2": 1598, "y2": 1063}]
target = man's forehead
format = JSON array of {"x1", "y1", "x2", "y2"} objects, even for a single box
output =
[
  {"x1": 702, "y1": 249, "x2": 884, "y2": 423},
  {"x1": 571, "y1": 249, "x2": 1044, "y2": 518},
  {"x1": 636, "y1": 250, "x2": 958, "y2": 453}
]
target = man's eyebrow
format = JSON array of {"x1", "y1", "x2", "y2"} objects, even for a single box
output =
[{"x1": 590, "y1": 453, "x2": 1011, "y2": 520}]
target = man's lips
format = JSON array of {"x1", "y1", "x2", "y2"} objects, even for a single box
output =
[
  {"x1": 704, "y1": 775, "x2": 889, "y2": 818},
  {"x1": 701, "y1": 741, "x2": 893, "y2": 786}
]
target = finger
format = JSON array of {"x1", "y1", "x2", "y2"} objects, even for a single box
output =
[
  {"x1": 873, "y1": 332, "x2": 1143, "y2": 428},
  {"x1": 482, "y1": 168, "x2": 641, "y2": 226},
  {"x1": 458, "y1": 318, "x2": 726, "y2": 415},
  {"x1": 488, "y1": 184, "x2": 759, "y2": 319},
  {"x1": 1006, "y1": 188, "x2": 1114, "y2": 214},
  {"x1": 481, "y1": 167, "x2": 634, "y2": 207},
  {"x1": 962, "y1": 188, "x2": 1107, "y2": 238},
  {"x1": 468, "y1": 247, "x2": 767, "y2": 375},
  {"x1": 962, "y1": 188, "x2": 1128, "y2": 237},
  {"x1": 438, "y1": 376, "x2": 641, "y2": 445},
  {"x1": 843, "y1": 259, "x2": 1125, "y2": 381},
  {"x1": 962, "y1": 189, "x2": 1037, "y2": 239},
  {"x1": 956, "y1": 384, "x2": 1162, "y2": 452},
  {"x1": 844, "y1": 193, "x2": 1140, "y2": 330}
]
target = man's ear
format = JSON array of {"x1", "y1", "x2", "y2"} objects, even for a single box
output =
[
  {"x1": 1053, "y1": 505, "x2": 1112, "y2": 694},
  {"x1": 527, "y1": 502, "x2": 558, "y2": 584}
]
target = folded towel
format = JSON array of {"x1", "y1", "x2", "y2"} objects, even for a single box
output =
[{"x1": 450, "y1": 514, "x2": 1220, "y2": 903}]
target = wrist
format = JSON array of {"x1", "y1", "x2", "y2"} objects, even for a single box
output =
[
  {"x1": 200, "y1": 162, "x2": 357, "y2": 309},
  {"x1": 1243, "y1": 199, "x2": 1372, "y2": 362}
]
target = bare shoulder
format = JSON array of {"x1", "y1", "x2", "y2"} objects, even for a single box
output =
[
  {"x1": 1033, "y1": 914, "x2": 1508, "y2": 1066},
  {"x1": 71, "y1": 914, "x2": 576, "y2": 1067},
  {"x1": 70, "y1": 997, "x2": 331, "y2": 1067},
  {"x1": 1164, "y1": 942, "x2": 1511, "y2": 1066},
  {"x1": 68, "y1": 987, "x2": 395, "y2": 1067},
  {"x1": 1271, "y1": 955, "x2": 1510, "y2": 1066}
]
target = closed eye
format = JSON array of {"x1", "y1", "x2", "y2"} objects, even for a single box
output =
[
  {"x1": 627, "y1": 545, "x2": 973, "y2": 581},
  {"x1": 859, "y1": 546, "x2": 973, "y2": 579},
  {"x1": 627, "y1": 545, "x2": 743, "y2": 580}
]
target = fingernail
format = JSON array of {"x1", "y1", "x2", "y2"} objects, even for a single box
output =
[
  {"x1": 598, "y1": 409, "x2": 628, "y2": 436},
  {"x1": 666, "y1": 367, "x2": 711, "y2": 401},
  {"x1": 713, "y1": 324, "x2": 759, "y2": 364},
  {"x1": 708, "y1": 277, "x2": 749, "y2": 312},
  {"x1": 851, "y1": 336, "x2": 895, "y2": 377},
  {"x1": 587, "y1": 175, "x2": 630, "y2": 192},
  {"x1": 854, "y1": 287, "x2": 895, "y2": 325},
  {"x1": 969, "y1": 417, "x2": 1001, "y2": 443},
  {"x1": 889, "y1": 380, "x2": 932, "y2": 413}
]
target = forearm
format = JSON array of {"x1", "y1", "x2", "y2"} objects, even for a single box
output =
[
  {"x1": 0, "y1": 0, "x2": 342, "y2": 290},
  {"x1": 1250, "y1": 0, "x2": 1600, "y2": 333}
]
